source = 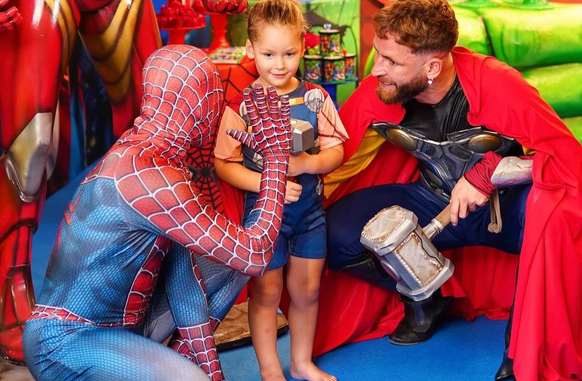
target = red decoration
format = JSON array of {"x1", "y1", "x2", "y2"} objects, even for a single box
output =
[
  {"x1": 304, "y1": 32, "x2": 320, "y2": 50},
  {"x1": 201, "y1": 0, "x2": 247, "y2": 14},
  {"x1": 157, "y1": 1, "x2": 207, "y2": 45},
  {"x1": 157, "y1": 1, "x2": 206, "y2": 29}
]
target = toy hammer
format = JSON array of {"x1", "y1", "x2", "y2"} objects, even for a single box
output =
[{"x1": 360, "y1": 204, "x2": 455, "y2": 301}]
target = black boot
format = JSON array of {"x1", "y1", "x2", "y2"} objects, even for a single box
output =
[
  {"x1": 388, "y1": 290, "x2": 452, "y2": 346},
  {"x1": 339, "y1": 251, "x2": 398, "y2": 291},
  {"x1": 495, "y1": 309, "x2": 515, "y2": 380},
  {"x1": 338, "y1": 252, "x2": 452, "y2": 345}
]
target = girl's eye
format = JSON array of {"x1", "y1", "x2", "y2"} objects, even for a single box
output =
[{"x1": 285, "y1": 52, "x2": 296, "y2": 58}]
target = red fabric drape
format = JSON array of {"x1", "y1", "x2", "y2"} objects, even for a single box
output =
[{"x1": 310, "y1": 48, "x2": 582, "y2": 380}]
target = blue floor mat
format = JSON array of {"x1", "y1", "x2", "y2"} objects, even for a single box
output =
[
  {"x1": 31, "y1": 163, "x2": 509, "y2": 381},
  {"x1": 219, "y1": 316, "x2": 507, "y2": 381}
]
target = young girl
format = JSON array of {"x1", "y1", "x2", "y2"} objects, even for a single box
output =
[{"x1": 214, "y1": 1, "x2": 347, "y2": 380}]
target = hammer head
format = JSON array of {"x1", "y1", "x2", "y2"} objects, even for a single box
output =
[
  {"x1": 290, "y1": 119, "x2": 314, "y2": 155},
  {"x1": 360, "y1": 205, "x2": 454, "y2": 301}
]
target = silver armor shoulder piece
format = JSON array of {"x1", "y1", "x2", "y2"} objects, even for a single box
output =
[{"x1": 490, "y1": 156, "x2": 533, "y2": 188}]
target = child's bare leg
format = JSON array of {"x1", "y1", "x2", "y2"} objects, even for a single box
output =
[
  {"x1": 248, "y1": 268, "x2": 286, "y2": 381},
  {"x1": 286, "y1": 257, "x2": 337, "y2": 381}
]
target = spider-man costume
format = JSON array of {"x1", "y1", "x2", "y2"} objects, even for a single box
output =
[
  {"x1": 0, "y1": 0, "x2": 160, "y2": 362},
  {"x1": 22, "y1": 45, "x2": 292, "y2": 381}
]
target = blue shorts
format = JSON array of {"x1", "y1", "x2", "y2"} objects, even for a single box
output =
[{"x1": 243, "y1": 175, "x2": 327, "y2": 270}]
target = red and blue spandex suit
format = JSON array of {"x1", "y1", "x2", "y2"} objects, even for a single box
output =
[{"x1": 22, "y1": 45, "x2": 292, "y2": 381}]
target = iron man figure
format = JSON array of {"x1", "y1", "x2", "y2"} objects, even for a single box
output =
[{"x1": 0, "y1": 0, "x2": 161, "y2": 362}]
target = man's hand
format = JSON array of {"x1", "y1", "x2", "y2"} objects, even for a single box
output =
[
  {"x1": 284, "y1": 180, "x2": 302, "y2": 204},
  {"x1": 0, "y1": 0, "x2": 21, "y2": 32},
  {"x1": 449, "y1": 176, "x2": 489, "y2": 226}
]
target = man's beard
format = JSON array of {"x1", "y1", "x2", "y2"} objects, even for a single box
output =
[{"x1": 376, "y1": 73, "x2": 428, "y2": 104}]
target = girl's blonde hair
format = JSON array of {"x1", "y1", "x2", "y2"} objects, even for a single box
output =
[{"x1": 247, "y1": 0, "x2": 310, "y2": 42}]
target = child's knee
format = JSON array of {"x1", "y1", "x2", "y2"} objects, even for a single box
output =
[
  {"x1": 288, "y1": 280, "x2": 320, "y2": 306},
  {"x1": 250, "y1": 280, "x2": 283, "y2": 306}
]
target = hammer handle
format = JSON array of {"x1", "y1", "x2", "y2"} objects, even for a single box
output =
[
  {"x1": 433, "y1": 204, "x2": 452, "y2": 229},
  {"x1": 422, "y1": 204, "x2": 452, "y2": 241}
]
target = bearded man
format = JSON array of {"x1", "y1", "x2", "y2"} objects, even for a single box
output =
[{"x1": 324, "y1": 1, "x2": 582, "y2": 380}]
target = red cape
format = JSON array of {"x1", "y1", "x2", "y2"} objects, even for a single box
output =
[{"x1": 316, "y1": 47, "x2": 582, "y2": 381}]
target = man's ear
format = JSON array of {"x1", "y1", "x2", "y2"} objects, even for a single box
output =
[
  {"x1": 245, "y1": 39, "x2": 255, "y2": 59},
  {"x1": 426, "y1": 57, "x2": 443, "y2": 79}
]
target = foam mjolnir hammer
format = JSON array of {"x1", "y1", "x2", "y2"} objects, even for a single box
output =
[{"x1": 360, "y1": 204, "x2": 454, "y2": 301}]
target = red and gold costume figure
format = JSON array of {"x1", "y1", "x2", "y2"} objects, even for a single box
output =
[{"x1": 0, "y1": 0, "x2": 161, "y2": 362}]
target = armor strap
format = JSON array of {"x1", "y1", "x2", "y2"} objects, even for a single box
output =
[{"x1": 488, "y1": 190, "x2": 502, "y2": 233}]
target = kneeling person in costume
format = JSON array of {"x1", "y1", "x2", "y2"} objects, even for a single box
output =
[
  {"x1": 23, "y1": 45, "x2": 293, "y2": 381},
  {"x1": 214, "y1": 1, "x2": 348, "y2": 380},
  {"x1": 324, "y1": 1, "x2": 582, "y2": 380}
]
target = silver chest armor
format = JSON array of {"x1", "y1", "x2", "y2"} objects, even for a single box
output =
[{"x1": 371, "y1": 122, "x2": 519, "y2": 200}]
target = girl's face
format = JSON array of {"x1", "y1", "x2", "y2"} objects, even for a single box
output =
[{"x1": 246, "y1": 24, "x2": 304, "y2": 95}]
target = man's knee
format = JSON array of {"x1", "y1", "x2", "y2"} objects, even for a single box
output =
[
  {"x1": 327, "y1": 218, "x2": 365, "y2": 271},
  {"x1": 326, "y1": 252, "x2": 348, "y2": 272},
  {"x1": 326, "y1": 233, "x2": 365, "y2": 271}
]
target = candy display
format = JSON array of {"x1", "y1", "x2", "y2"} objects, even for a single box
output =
[
  {"x1": 302, "y1": 26, "x2": 356, "y2": 84},
  {"x1": 323, "y1": 56, "x2": 345, "y2": 82},
  {"x1": 344, "y1": 53, "x2": 356, "y2": 80},
  {"x1": 319, "y1": 24, "x2": 341, "y2": 57},
  {"x1": 303, "y1": 55, "x2": 323, "y2": 81}
]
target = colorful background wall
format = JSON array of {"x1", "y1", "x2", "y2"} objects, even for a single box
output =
[
  {"x1": 35, "y1": 0, "x2": 582, "y2": 194},
  {"x1": 359, "y1": 1, "x2": 582, "y2": 140}
]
